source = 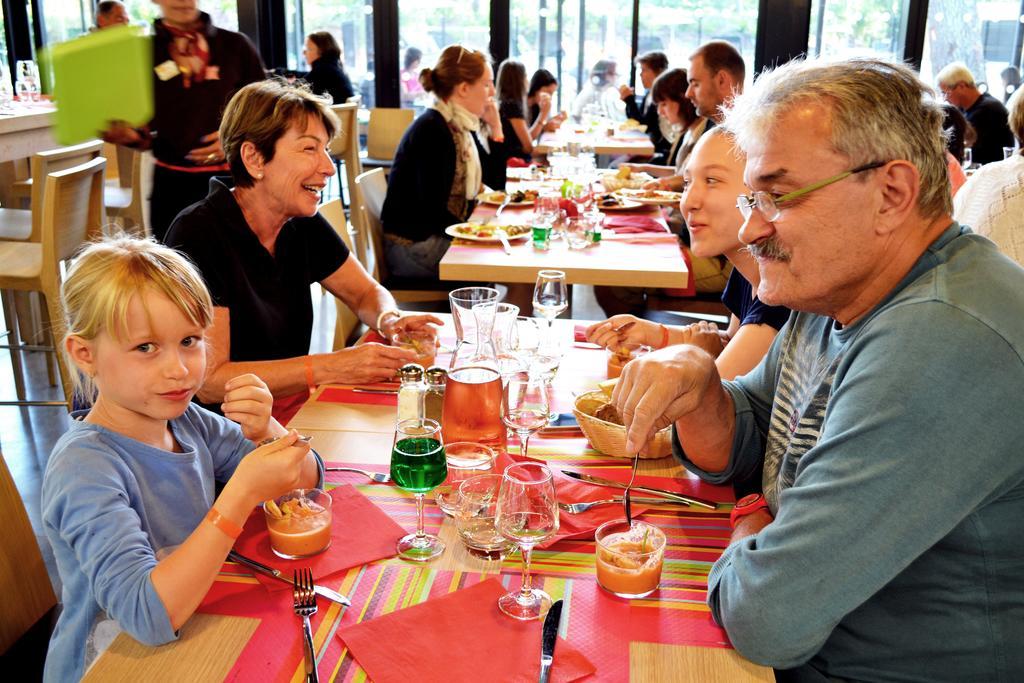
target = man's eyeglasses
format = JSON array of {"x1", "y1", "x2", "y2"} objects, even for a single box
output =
[{"x1": 735, "y1": 160, "x2": 888, "y2": 222}]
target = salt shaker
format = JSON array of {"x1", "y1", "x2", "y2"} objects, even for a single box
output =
[
  {"x1": 396, "y1": 364, "x2": 425, "y2": 423},
  {"x1": 423, "y1": 366, "x2": 447, "y2": 424}
]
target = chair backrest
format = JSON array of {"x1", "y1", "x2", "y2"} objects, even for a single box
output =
[
  {"x1": 319, "y1": 198, "x2": 361, "y2": 349},
  {"x1": 41, "y1": 156, "x2": 107, "y2": 406},
  {"x1": 328, "y1": 102, "x2": 364, "y2": 216},
  {"x1": 115, "y1": 144, "x2": 135, "y2": 189},
  {"x1": 353, "y1": 168, "x2": 389, "y2": 282},
  {"x1": 366, "y1": 108, "x2": 414, "y2": 161},
  {"x1": 29, "y1": 140, "x2": 104, "y2": 242},
  {"x1": 0, "y1": 449, "x2": 57, "y2": 653}
]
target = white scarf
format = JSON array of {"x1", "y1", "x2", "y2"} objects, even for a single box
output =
[{"x1": 431, "y1": 97, "x2": 483, "y2": 199}]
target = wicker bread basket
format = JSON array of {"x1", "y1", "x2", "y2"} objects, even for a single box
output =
[{"x1": 572, "y1": 390, "x2": 672, "y2": 459}]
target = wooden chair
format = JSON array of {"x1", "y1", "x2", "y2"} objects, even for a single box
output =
[
  {"x1": 0, "y1": 156, "x2": 107, "y2": 407},
  {"x1": 360, "y1": 108, "x2": 414, "y2": 174},
  {"x1": 104, "y1": 146, "x2": 147, "y2": 237},
  {"x1": 352, "y1": 168, "x2": 448, "y2": 304},
  {"x1": 328, "y1": 102, "x2": 363, "y2": 210},
  {"x1": 319, "y1": 198, "x2": 361, "y2": 349},
  {"x1": 0, "y1": 140, "x2": 104, "y2": 243},
  {"x1": 0, "y1": 449, "x2": 58, "y2": 659}
]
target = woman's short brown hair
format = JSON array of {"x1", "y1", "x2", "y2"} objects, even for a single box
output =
[
  {"x1": 419, "y1": 44, "x2": 490, "y2": 100},
  {"x1": 651, "y1": 68, "x2": 698, "y2": 128},
  {"x1": 307, "y1": 31, "x2": 341, "y2": 63},
  {"x1": 220, "y1": 79, "x2": 340, "y2": 188}
]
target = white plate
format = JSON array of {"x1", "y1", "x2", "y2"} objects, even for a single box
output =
[
  {"x1": 593, "y1": 196, "x2": 643, "y2": 211},
  {"x1": 446, "y1": 223, "x2": 532, "y2": 243},
  {"x1": 616, "y1": 189, "x2": 683, "y2": 206},
  {"x1": 477, "y1": 191, "x2": 536, "y2": 206}
]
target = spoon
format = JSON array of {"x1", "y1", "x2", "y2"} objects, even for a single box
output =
[{"x1": 623, "y1": 451, "x2": 640, "y2": 526}]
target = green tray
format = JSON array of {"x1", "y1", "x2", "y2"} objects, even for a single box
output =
[{"x1": 44, "y1": 25, "x2": 152, "y2": 145}]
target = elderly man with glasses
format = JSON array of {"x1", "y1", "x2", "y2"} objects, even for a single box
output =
[{"x1": 613, "y1": 57, "x2": 1024, "y2": 680}]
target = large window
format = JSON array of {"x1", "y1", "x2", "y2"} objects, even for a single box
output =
[
  {"x1": 40, "y1": 0, "x2": 91, "y2": 45},
  {"x1": 807, "y1": 0, "x2": 906, "y2": 60},
  {"x1": 398, "y1": 0, "x2": 491, "y2": 109},
  {"x1": 919, "y1": 0, "x2": 1023, "y2": 102},
  {"x1": 509, "y1": 0, "x2": 757, "y2": 116},
  {"x1": 285, "y1": 0, "x2": 374, "y2": 104}
]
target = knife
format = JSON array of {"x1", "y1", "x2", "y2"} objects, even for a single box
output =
[
  {"x1": 228, "y1": 551, "x2": 351, "y2": 606},
  {"x1": 561, "y1": 471, "x2": 718, "y2": 510},
  {"x1": 539, "y1": 599, "x2": 563, "y2": 683}
]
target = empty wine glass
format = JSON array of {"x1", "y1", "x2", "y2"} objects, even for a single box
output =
[
  {"x1": 533, "y1": 270, "x2": 568, "y2": 327},
  {"x1": 495, "y1": 462, "x2": 559, "y2": 619},
  {"x1": 390, "y1": 418, "x2": 447, "y2": 561},
  {"x1": 502, "y1": 371, "x2": 550, "y2": 460}
]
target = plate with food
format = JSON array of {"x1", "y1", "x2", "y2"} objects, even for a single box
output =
[
  {"x1": 446, "y1": 223, "x2": 532, "y2": 242},
  {"x1": 477, "y1": 189, "x2": 539, "y2": 206},
  {"x1": 594, "y1": 192, "x2": 643, "y2": 211},
  {"x1": 616, "y1": 188, "x2": 684, "y2": 206}
]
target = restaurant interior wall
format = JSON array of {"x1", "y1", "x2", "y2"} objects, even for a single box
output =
[{"x1": 0, "y1": 0, "x2": 1021, "y2": 125}]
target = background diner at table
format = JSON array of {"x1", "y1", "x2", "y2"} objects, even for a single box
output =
[
  {"x1": 166, "y1": 79, "x2": 440, "y2": 424},
  {"x1": 619, "y1": 50, "x2": 673, "y2": 163},
  {"x1": 381, "y1": 44, "x2": 509, "y2": 279}
]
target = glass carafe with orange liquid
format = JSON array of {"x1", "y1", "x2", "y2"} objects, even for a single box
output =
[{"x1": 443, "y1": 287, "x2": 506, "y2": 451}]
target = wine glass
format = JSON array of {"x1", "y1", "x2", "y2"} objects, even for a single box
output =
[
  {"x1": 533, "y1": 269, "x2": 568, "y2": 329},
  {"x1": 495, "y1": 462, "x2": 559, "y2": 619},
  {"x1": 390, "y1": 418, "x2": 447, "y2": 561},
  {"x1": 962, "y1": 147, "x2": 973, "y2": 169},
  {"x1": 502, "y1": 371, "x2": 550, "y2": 460},
  {"x1": 15, "y1": 60, "x2": 39, "y2": 102}
]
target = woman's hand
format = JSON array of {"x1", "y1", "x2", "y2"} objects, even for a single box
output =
[
  {"x1": 481, "y1": 98, "x2": 502, "y2": 132},
  {"x1": 323, "y1": 343, "x2": 417, "y2": 384},
  {"x1": 231, "y1": 431, "x2": 312, "y2": 506},
  {"x1": 186, "y1": 131, "x2": 225, "y2": 165},
  {"x1": 538, "y1": 91, "x2": 553, "y2": 116},
  {"x1": 586, "y1": 315, "x2": 661, "y2": 349},
  {"x1": 221, "y1": 373, "x2": 285, "y2": 443},
  {"x1": 380, "y1": 313, "x2": 444, "y2": 343}
]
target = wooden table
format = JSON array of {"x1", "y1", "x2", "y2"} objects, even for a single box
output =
[
  {"x1": 0, "y1": 102, "x2": 56, "y2": 206},
  {"x1": 439, "y1": 203, "x2": 690, "y2": 289},
  {"x1": 535, "y1": 129, "x2": 655, "y2": 157}
]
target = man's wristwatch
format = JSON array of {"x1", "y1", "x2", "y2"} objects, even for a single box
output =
[{"x1": 730, "y1": 493, "x2": 772, "y2": 528}]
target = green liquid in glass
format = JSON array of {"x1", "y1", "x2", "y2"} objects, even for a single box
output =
[{"x1": 390, "y1": 437, "x2": 447, "y2": 493}]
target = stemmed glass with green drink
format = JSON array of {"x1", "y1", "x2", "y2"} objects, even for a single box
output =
[{"x1": 390, "y1": 418, "x2": 447, "y2": 561}]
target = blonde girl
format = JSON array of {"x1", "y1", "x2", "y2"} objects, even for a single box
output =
[{"x1": 40, "y1": 236, "x2": 323, "y2": 682}]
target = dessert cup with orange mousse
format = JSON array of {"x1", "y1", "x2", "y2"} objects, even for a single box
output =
[
  {"x1": 263, "y1": 489, "x2": 333, "y2": 559},
  {"x1": 595, "y1": 520, "x2": 666, "y2": 598}
]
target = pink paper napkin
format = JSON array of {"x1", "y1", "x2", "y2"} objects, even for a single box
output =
[
  {"x1": 339, "y1": 579, "x2": 596, "y2": 683},
  {"x1": 543, "y1": 470, "x2": 654, "y2": 547},
  {"x1": 232, "y1": 484, "x2": 405, "y2": 592},
  {"x1": 317, "y1": 386, "x2": 398, "y2": 407},
  {"x1": 602, "y1": 215, "x2": 669, "y2": 233}
]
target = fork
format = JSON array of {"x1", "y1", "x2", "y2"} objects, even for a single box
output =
[
  {"x1": 324, "y1": 466, "x2": 390, "y2": 483},
  {"x1": 293, "y1": 568, "x2": 319, "y2": 683},
  {"x1": 558, "y1": 496, "x2": 688, "y2": 514},
  {"x1": 624, "y1": 452, "x2": 640, "y2": 526}
]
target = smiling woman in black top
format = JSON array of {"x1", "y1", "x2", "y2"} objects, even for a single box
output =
[
  {"x1": 301, "y1": 31, "x2": 355, "y2": 105},
  {"x1": 167, "y1": 80, "x2": 439, "y2": 422}
]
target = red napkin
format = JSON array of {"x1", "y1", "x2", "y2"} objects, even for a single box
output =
[
  {"x1": 232, "y1": 484, "x2": 404, "y2": 591},
  {"x1": 542, "y1": 470, "x2": 653, "y2": 547},
  {"x1": 339, "y1": 579, "x2": 596, "y2": 682},
  {"x1": 602, "y1": 215, "x2": 669, "y2": 234},
  {"x1": 507, "y1": 157, "x2": 530, "y2": 168},
  {"x1": 271, "y1": 389, "x2": 309, "y2": 426},
  {"x1": 317, "y1": 386, "x2": 398, "y2": 407}
]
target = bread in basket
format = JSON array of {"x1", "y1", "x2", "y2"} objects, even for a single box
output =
[{"x1": 572, "y1": 390, "x2": 672, "y2": 459}]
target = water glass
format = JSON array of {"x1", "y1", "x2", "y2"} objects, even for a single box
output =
[
  {"x1": 390, "y1": 418, "x2": 447, "y2": 561},
  {"x1": 492, "y1": 303, "x2": 523, "y2": 379},
  {"x1": 454, "y1": 473, "x2": 513, "y2": 559},
  {"x1": 495, "y1": 462, "x2": 559, "y2": 619},
  {"x1": 565, "y1": 217, "x2": 590, "y2": 250},
  {"x1": 962, "y1": 147, "x2": 973, "y2": 169},
  {"x1": 434, "y1": 441, "x2": 495, "y2": 515}
]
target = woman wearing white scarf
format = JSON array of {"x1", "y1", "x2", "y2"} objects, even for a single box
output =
[{"x1": 382, "y1": 45, "x2": 508, "y2": 279}]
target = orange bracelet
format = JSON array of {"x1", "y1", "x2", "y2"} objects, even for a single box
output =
[
  {"x1": 659, "y1": 324, "x2": 670, "y2": 349},
  {"x1": 205, "y1": 507, "x2": 243, "y2": 540},
  {"x1": 304, "y1": 356, "x2": 316, "y2": 392}
]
